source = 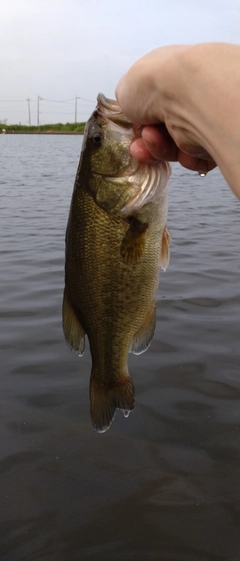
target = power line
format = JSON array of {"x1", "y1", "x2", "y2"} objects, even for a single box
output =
[
  {"x1": 76, "y1": 96, "x2": 95, "y2": 102},
  {"x1": 74, "y1": 96, "x2": 95, "y2": 122},
  {"x1": 44, "y1": 112, "x2": 91, "y2": 115},
  {"x1": 41, "y1": 97, "x2": 75, "y2": 103},
  {"x1": 0, "y1": 99, "x2": 27, "y2": 103},
  {"x1": 0, "y1": 95, "x2": 97, "y2": 124},
  {"x1": 0, "y1": 96, "x2": 95, "y2": 104},
  {"x1": 0, "y1": 109, "x2": 92, "y2": 115}
]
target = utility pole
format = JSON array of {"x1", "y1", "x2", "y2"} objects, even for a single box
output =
[
  {"x1": 75, "y1": 96, "x2": 80, "y2": 123},
  {"x1": 37, "y1": 95, "x2": 42, "y2": 125},
  {"x1": 26, "y1": 98, "x2": 31, "y2": 126}
]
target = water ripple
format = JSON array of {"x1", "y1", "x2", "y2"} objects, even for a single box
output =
[{"x1": 0, "y1": 136, "x2": 240, "y2": 561}]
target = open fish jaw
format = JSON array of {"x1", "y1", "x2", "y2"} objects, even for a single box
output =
[
  {"x1": 93, "y1": 93, "x2": 171, "y2": 216},
  {"x1": 97, "y1": 93, "x2": 122, "y2": 113},
  {"x1": 97, "y1": 93, "x2": 134, "y2": 129}
]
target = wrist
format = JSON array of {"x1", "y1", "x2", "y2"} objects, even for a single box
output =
[
  {"x1": 184, "y1": 43, "x2": 240, "y2": 197},
  {"x1": 157, "y1": 43, "x2": 240, "y2": 197}
]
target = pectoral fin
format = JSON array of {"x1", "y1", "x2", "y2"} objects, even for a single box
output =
[
  {"x1": 160, "y1": 226, "x2": 171, "y2": 271},
  {"x1": 121, "y1": 217, "x2": 148, "y2": 264},
  {"x1": 62, "y1": 288, "x2": 85, "y2": 356},
  {"x1": 130, "y1": 303, "x2": 156, "y2": 355}
]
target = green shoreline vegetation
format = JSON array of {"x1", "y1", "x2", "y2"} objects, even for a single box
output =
[{"x1": 1, "y1": 122, "x2": 86, "y2": 134}]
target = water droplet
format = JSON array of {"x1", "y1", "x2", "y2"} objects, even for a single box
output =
[
  {"x1": 123, "y1": 410, "x2": 130, "y2": 418},
  {"x1": 198, "y1": 171, "x2": 207, "y2": 177}
]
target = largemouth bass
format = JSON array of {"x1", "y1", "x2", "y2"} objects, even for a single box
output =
[{"x1": 63, "y1": 93, "x2": 171, "y2": 432}]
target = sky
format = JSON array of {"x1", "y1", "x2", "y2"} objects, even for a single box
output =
[{"x1": 0, "y1": 0, "x2": 239, "y2": 125}]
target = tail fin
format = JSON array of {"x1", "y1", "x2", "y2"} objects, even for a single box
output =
[{"x1": 90, "y1": 371, "x2": 135, "y2": 433}]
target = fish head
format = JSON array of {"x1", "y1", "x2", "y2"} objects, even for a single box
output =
[
  {"x1": 82, "y1": 93, "x2": 134, "y2": 174},
  {"x1": 79, "y1": 93, "x2": 171, "y2": 217}
]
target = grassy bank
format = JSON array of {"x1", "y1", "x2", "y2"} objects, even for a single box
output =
[{"x1": 1, "y1": 122, "x2": 86, "y2": 134}]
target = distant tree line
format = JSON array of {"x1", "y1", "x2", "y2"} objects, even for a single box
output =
[{"x1": 1, "y1": 122, "x2": 86, "y2": 133}]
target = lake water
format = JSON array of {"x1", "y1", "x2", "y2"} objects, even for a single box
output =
[{"x1": 1, "y1": 134, "x2": 240, "y2": 561}]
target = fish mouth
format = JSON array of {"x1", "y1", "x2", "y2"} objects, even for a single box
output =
[{"x1": 97, "y1": 93, "x2": 133, "y2": 129}]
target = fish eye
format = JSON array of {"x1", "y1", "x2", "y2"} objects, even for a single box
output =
[{"x1": 91, "y1": 133, "x2": 102, "y2": 147}]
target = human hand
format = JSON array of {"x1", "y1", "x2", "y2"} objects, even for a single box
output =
[
  {"x1": 130, "y1": 124, "x2": 217, "y2": 174},
  {"x1": 115, "y1": 45, "x2": 217, "y2": 174}
]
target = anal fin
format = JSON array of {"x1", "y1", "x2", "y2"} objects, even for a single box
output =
[
  {"x1": 130, "y1": 302, "x2": 156, "y2": 355},
  {"x1": 62, "y1": 287, "x2": 85, "y2": 356}
]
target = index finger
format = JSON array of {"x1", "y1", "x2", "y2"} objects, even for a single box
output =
[{"x1": 131, "y1": 126, "x2": 217, "y2": 173}]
